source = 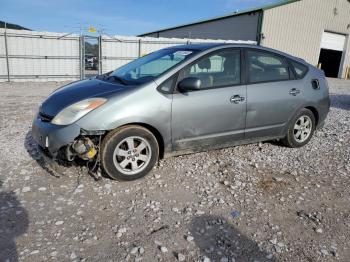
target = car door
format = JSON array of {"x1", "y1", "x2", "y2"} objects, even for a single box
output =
[
  {"x1": 171, "y1": 48, "x2": 247, "y2": 150},
  {"x1": 244, "y1": 49, "x2": 304, "y2": 139}
]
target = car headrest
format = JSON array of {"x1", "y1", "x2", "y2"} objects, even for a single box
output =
[{"x1": 198, "y1": 58, "x2": 211, "y2": 70}]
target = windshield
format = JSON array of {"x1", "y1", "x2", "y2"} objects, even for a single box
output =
[{"x1": 109, "y1": 48, "x2": 198, "y2": 84}]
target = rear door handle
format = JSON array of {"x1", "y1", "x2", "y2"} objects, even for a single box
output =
[
  {"x1": 230, "y1": 95, "x2": 245, "y2": 104},
  {"x1": 289, "y1": 88, "x2": 301, "y2": 96}
]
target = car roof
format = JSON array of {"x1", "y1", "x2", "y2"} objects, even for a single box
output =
[
  {"x1": 167, "y1": 43, "x2": 307, "y2": 64},
  {"x1": 167, "y1": 43, "x2": 224, "y2": 50}
]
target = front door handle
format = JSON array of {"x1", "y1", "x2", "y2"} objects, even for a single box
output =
[
  {"x1": 289, "y1": 88, "x2": 301, "y2": 96},
  {"x1": 230, "y1": 95, "x2": 245, "y2": 104}
]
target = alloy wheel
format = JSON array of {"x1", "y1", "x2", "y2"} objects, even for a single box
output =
[
  {"x1": 112, "y1": 136, "x2": 152, "y2": 175},
  {"x1": 293, "y1": 115, "x2": 312, "y2": 143}
]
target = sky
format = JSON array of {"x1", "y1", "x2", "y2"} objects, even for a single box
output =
[{"x1": 0, "y1": 0, "x2": 281, "y2": 36}]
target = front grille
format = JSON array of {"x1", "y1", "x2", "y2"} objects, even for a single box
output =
[{"x1": 39, "y1": 112, "x2": 54, "y2": 122}]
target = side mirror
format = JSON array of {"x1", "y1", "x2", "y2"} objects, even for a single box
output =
[{"x1": 178, "y1": 77, "x2": 201, "y2": 92}]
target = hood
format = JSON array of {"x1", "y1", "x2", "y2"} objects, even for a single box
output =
[{"x1": 41, "y1": 78, "x2": 126, "y2": 116}]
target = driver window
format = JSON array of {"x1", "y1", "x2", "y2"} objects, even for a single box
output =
[{"x1": 180, "y1": 49, "x2": 241, "y2": 90}]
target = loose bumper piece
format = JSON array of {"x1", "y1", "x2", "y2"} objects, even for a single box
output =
[{"x1": 32, "y1": 116, "x2": 81, "y2": 154}]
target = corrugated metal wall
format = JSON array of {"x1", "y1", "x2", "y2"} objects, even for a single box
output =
[
  {"x1": 0, "y1": 29, "x2": 80, "y2": 82},
  {"x1": 262, "y1": 0, "x2": 350, "y2": 78},
  {"x1": 100, "y1": 35, "x2": 255, "y2": 73},
  {"x1": 141, "y1": 12, "x2": 261, "y2": 41}
]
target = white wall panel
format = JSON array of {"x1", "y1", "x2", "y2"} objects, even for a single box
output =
[
  {"x1": 8, "y1": 58, "x2": 79, "y2": 75},
  {"x1": 0, "y1": 58, "x2": 6, "y2": 75},
  {"x1": 0, "y1": 35, "x2": 5, "y2": 53},
  {"x1": 0, "y1": 29, "x2": 80, "y2": 82}
]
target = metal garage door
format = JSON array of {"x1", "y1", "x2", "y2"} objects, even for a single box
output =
[{"x1": 320, "y1": 31, "x2": 346, "y2": 51}]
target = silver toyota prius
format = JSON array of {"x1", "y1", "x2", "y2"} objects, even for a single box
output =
[{"x1": 32, "y1": 43, "x2": 330, "y2": 180}]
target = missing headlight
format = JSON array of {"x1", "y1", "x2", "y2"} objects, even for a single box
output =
[{"x1": 71, "y1": 137, "x2": 97, "y2": 160}]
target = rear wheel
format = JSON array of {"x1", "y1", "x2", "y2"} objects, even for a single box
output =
[
  {"x1": 282, "y1": 108, "x2": 315, "y2": 148},
  {"x1": 101, "y1": 126, "x2": 159, "y2": 180}
]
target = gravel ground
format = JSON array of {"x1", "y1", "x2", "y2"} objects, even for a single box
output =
[{"x1": 0, "y1": 79, "x2": 349, "y2": 262}]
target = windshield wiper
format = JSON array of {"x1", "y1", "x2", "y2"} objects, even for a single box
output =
[
  {"x1": 95, "y1": 74, "x2": 107, "y2": 80},
  {"x1": 107, "y1": 75, "x2": 128, "y2": 85}
]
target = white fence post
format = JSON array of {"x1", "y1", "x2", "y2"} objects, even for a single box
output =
[
  {"x1": 79, "y1": 35, "x2": 85, "y2": 80},
  {"x1": 4, "y1": 29, "x2": 10, "y2": 82},
  {"x1": 98, "y1": 35, "x2": 102, "y2": 75},
  {"x1": 138, "y1": 39, "x2": 142, "y2": 58}
]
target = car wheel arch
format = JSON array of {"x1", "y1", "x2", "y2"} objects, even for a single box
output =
[
  {"x1": 304, "y1": 106, "x2": 319, "y2": 127},
  {"x1": 281, "y1": 105, "x2": 320, "y2": 136},
  {"x1": 106, "y1": 122, "x2": 165, "y2": 159}
]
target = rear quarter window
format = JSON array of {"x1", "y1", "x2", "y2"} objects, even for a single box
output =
[{"x1": 291, "y1": 61, "x2": 308, "y2": 79}]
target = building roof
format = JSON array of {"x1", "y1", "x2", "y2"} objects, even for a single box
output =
[{"x1": 138, "y1": 0, "x2": 300, "y2": 36}]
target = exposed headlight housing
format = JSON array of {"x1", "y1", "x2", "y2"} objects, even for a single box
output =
[{"x1": 52, "y1": 98, "x2": 107, "y2": 125}]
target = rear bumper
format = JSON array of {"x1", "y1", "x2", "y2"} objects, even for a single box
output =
[
  {"x1": 31, "y1": 117, "x2": 81, "y2": 155},
  {"x1": 316, "y1": 96, "x2": 330, "y2": 130},
  {"x1": 316, "y1": 120, "x2": 326, "y2": 130}
]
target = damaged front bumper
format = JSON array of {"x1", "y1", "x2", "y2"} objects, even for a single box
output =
[{"x1": 32, "y1": 117, "x2": 81, "y2": 155}]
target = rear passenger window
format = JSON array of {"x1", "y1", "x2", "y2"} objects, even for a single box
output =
[
  {"x1": 247, "y1": 50, "x2": 289, "y2": 83},
  {"x1": 291, "y1": 61, "x2": 308, "y2": 79}
]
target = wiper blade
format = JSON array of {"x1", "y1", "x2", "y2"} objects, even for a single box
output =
[
  {"x1": 96, "y1": 71, "x2": 113, "y2": 80},
  {"x1": 107, "y1": 75, "x2": 128, "y2": 85},
  {"x1": 95, "y1": 74, "x2": 106, "y2": 80}
]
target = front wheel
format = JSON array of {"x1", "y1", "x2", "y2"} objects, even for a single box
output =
[
  {"x1": 282, "y1": 108, "x2": 316, "y2": 148},
  {"x1": 101, "y1": 126, "x2": 159, "y2": 180}
]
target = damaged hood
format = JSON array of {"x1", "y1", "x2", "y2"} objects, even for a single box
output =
[{"x1": 40, "y1": 78, "x2": 126, "y2": 116}]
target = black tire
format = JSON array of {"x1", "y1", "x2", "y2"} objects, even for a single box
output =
[
  {"x1": 101, "y1": 125, "x2": 159, "y2": 181},
  {"x1": 282, "y1": 108, "x2": 316, "y2": 148}
]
